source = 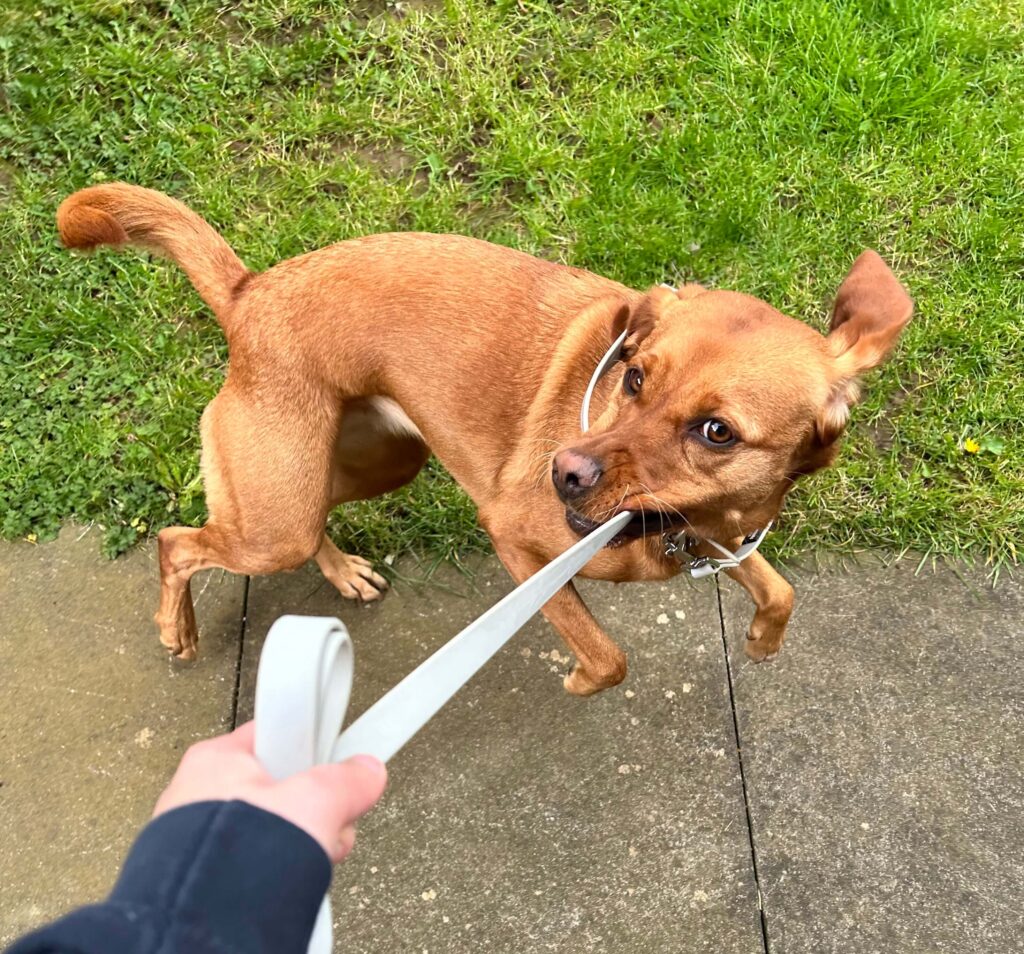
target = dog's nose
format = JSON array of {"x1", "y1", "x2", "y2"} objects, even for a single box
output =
[{"x1": 552, "y1": 449, "x2": 604, "y2": 502}]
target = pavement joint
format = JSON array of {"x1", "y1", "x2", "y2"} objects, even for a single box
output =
[
  {"x1": 715, "y1": 577, "x2": 771, "y2": 954},
  {"x1": 229, "y1": 575, "x2": 251, "y2": 730}
]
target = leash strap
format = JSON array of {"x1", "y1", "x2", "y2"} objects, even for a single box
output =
[{"x1": 253, "y1": 510, "x2": 632, "y2": 954}]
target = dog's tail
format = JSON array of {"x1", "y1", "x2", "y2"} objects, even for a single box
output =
[{"x1": 57, "y1": 183, "x2": 250, "y2": 330}]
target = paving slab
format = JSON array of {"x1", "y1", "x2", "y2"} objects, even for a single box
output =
[
  {"x1": 0, "y1": 526, "x2": 245, "y2": 944},
  {"x1": 239, "y1": 557, "x2": 764, "y2": 954},
  {"x1": 720, "y1": 557, "x2": 1024, "y2": 954}
]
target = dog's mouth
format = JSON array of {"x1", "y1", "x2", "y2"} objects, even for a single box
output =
[{"x1": 565, "y1": 507, "x2": 688, "y2": 548}]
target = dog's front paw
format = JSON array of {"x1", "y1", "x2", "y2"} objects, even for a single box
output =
[
  {"x1": 743, "y1": 632, "x2": 781, "y2": 663},
  {"x1": 157, "y1": 619, "x2": 198, "y2": 662},
  {"x1": 563, "y1": 654, "x2": 627, "y2": 696},
  {"x1": 171, "y1": 643, "x2": 198, "y2": 662},
  {"x1": 563, "y1": 665, "x2": 604, "y2": 697}
]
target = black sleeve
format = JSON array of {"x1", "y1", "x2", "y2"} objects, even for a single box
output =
[{"x1": 6, "y1": 800, "x2": 332, "y2": 954}]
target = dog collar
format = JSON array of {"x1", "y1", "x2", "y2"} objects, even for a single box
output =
[
  {"x1": 578, "y1": 292, "x2": 771, "y2": 578},
  {"x1": 663, "y1": 524, "x2": 773, "y2": 579},
  {"x1": 580, "y1": 329, "x2": 629, "y2": 432}
]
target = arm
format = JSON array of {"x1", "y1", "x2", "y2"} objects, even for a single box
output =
[
  {"x1": 7, "y1": 801, "x2": 332, "y2": 954},
  {"x1": 6, "y1": 724, "x2": 387, "y2": 954}
]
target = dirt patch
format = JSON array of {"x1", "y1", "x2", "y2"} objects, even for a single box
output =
[
  {"x1": 447, "y1": 150, "x2": 480, "y2": 185},
  {"x1": 642, "y1": 110, "x2": 665, "y2": 133},
  {"x1": 349, "y1": 0, "x2": 444, "y2": 22},
  {"x1": 462, "y1": 198, "x2": 520, "y2": 234},
  {"x1": 314, "y1": 138, "x2": 429, "y2": 192},
  {"x1": 470, "y1": 119, "x2": 493, "y2": 150},
  {"x1": 318, "y1": 181, "x2": 348, "y2": 197},
  {"x1": 219, "y1": 12, "x2": 249, "y2": 43},
  {"x1": 212, "y1": 0, "x2": 432, "y2": 47},
  {"x1": 867, "y1": 372, "x2": 927, "y2": 452},
  {"x1": 353, "y1": 141, "x2": 427, "y2": 185},
  {"x1": 0, "y1": 162, "x2": 17, "y2": 202}
]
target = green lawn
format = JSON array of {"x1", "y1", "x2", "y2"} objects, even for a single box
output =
[{"x1": 1, "y1": 0, "x2": 1022, "y2": 569}]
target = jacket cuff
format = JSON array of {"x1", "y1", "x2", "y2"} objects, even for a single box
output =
[{"x1": 109, "y1": 799, "x2": 332, "y2": 953}]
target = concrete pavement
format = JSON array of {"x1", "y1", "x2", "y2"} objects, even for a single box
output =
[
  {"x1": 722, "y1": 558, "x2": 1024, "y2": 953},
  {"x1": 0, "y1": 525, "x2": 243, "y2": 941},
  {"x1": 1, "y1": 530, "x2": 1020, "y2": 952}
]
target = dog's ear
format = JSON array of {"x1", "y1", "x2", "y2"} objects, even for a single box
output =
[
  {"x1": 817, "y1": 250, "x2": 913, "y2": 444},
  {"x1": 611, "y1": 286, "x2": 679, "y2": 357},
  {"x1": 829, "y1": 250, "x2": 913, "y2": 373},
  {"x1": 675, "y1": 282, "x2": 706, "y2": 301},
  {"x1": 787, "y1": 433, "x2": 843, "y2": 483}
]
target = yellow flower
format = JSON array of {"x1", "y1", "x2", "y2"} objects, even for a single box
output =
[
  {"x1": 963, "y1": 438, "x2": 981, "y2": 454},
  {"x1": 26, "y1": 533, "x2": 37, "y2": 544}
]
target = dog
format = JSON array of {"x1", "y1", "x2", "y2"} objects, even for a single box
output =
[{"x1": 56, "y1": 184, "x2": 912, "y2": 696}]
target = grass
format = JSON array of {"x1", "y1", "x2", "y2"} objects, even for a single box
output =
[{"x1": 1, "y1": 0, "x2": 1022, "y2": 569}]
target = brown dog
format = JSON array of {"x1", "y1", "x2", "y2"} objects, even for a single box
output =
[{"x1": 56, "y1": 184, "x2": 912, "y2": 695}]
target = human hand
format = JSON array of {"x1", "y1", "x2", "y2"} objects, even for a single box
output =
[{"x1": 153, "y1": 721, "x2": 387, "y2": 862}]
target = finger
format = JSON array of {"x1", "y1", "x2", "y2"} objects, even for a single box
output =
[
  {"x1": 332, "y1": 824, "x2": 357, "y2": 863},
  {"x1": 228, "y1": 720, "x2": 256, "y2": 751}
]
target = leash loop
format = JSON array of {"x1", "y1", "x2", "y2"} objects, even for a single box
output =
[{"x1": 253, "y1": 616, "x2": 352, "y2": 954}]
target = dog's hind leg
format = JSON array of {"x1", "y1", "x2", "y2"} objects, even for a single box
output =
[
  {"x1": 155, "y1": 524, "x2": 240, "y2": 660},
  {"x1": 155, "y1": 384, "x2": 338, "y2": 659},
  {"x1": 156, "y1": 515, "x2": 330, "y2": 660},
  {"x1": 315, "y1": 397, "x2": 430, "y2": 603},
  {"x1": 314, "y1": 538, "x2": 389, "y2": 602}
]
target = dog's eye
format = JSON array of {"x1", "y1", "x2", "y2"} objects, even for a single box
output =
[
  {"x1": 623, "y1": 367, "x2": 644, "y2": 396},
  {"x1": 700, "y1": 419, "x2": 735, "y2": 445}
]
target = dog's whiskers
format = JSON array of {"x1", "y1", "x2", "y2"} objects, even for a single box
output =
[
  {"x1": 637, "y1": 482, "x2": 700, "y2": 540},
  {"x1": 590, "y1": 484, "x2": 631, "y2": 523}
]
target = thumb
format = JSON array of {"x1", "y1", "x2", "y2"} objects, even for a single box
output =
[
  {"x1": 262, "y1": 756, "x2": 388, "y2": 862},
  {"x1": 300, "y1": 755, "x2": 388, "y2": 825}
]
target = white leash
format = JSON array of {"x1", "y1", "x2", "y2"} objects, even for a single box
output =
[
  {"x1": 253, "y1": 510, "x2": 631, "y2": 954},
  {"x1": 578, "y1": 297, "x2": 771, "y2": 577}
]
